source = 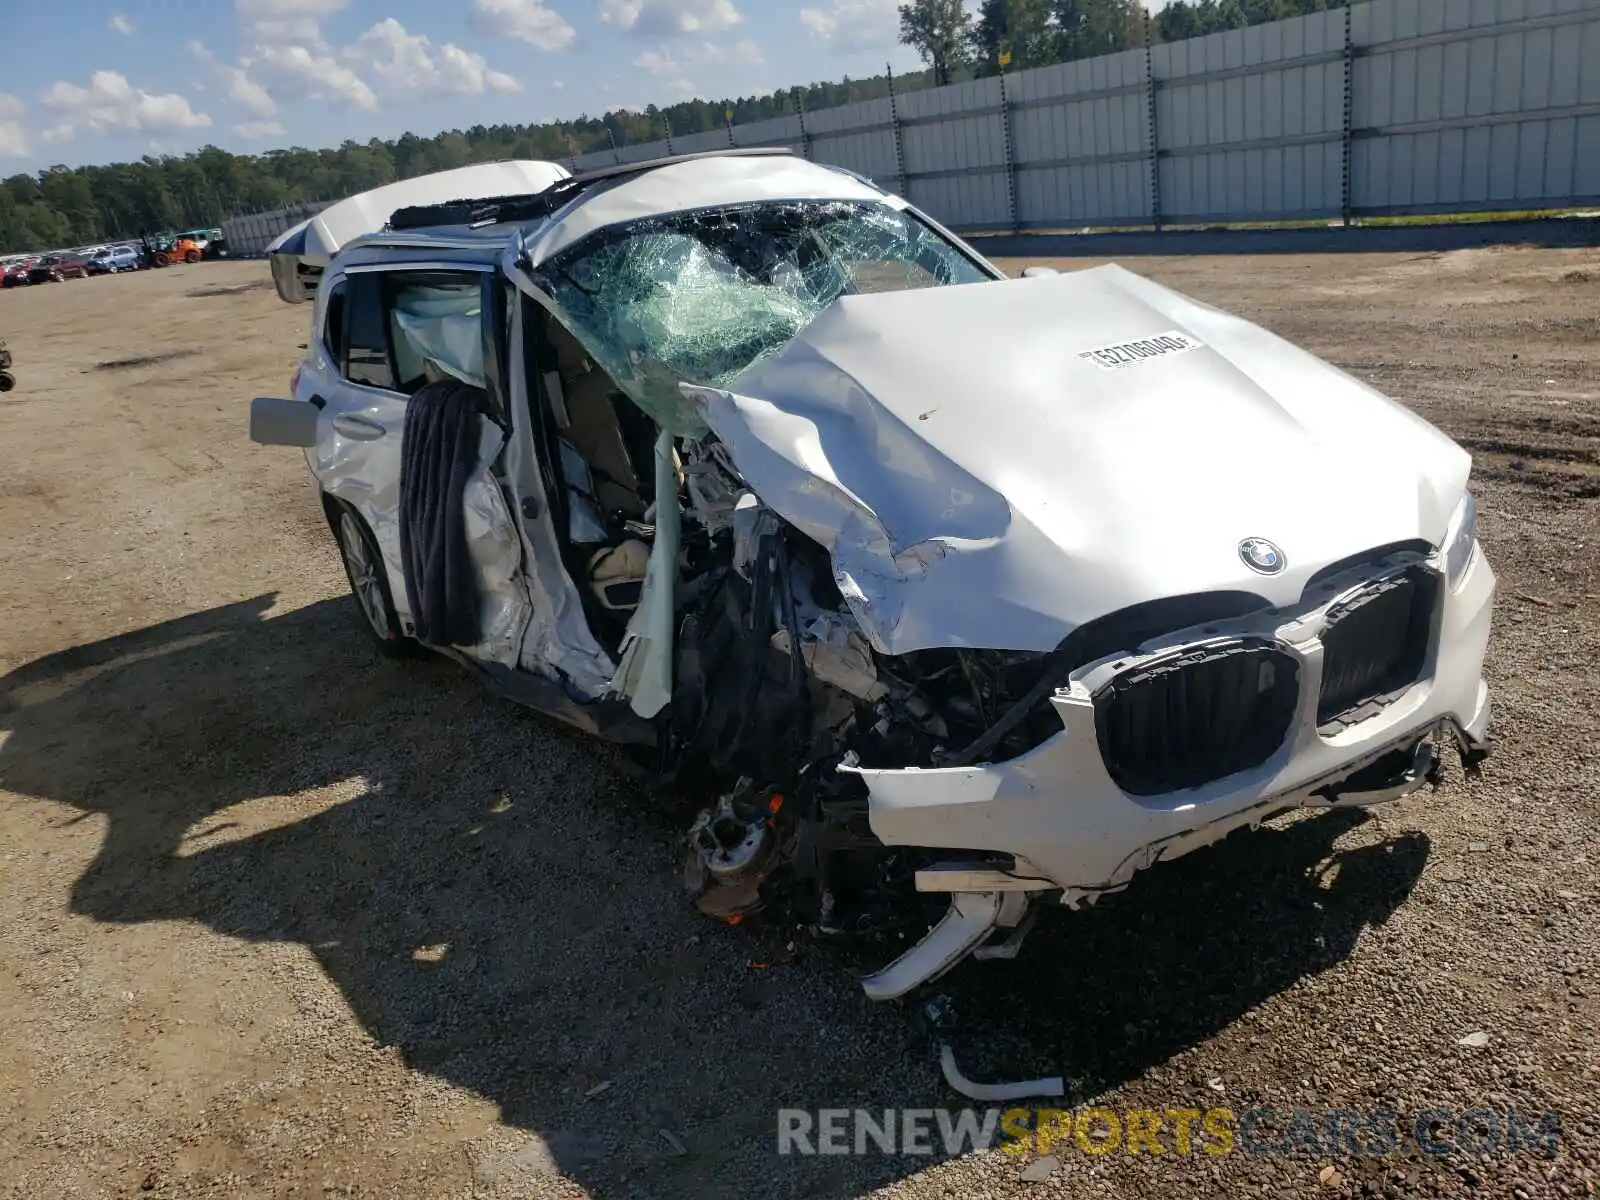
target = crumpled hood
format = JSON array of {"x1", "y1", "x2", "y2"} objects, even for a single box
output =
[{"x1": 686, "y1": 264, "x2": 1470, "y2": 654}]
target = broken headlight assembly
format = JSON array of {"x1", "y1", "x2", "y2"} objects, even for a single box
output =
[{"x1": 1442, "y1": 489, "x2": 1478, "y2": 591}]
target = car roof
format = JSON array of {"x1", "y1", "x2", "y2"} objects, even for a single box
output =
[
  {"x1": 338, "y1": 149, "x2": 893, "y2": 269},
  {"x1": 301, "y1": 159, "x2": 571, "y2": 261}
]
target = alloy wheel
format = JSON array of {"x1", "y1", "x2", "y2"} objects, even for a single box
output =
[{"x1": 337, "y1": 511, "x2": 391, "y2": 640}]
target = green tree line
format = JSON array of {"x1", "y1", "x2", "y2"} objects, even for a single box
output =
[{"x1": 0, "y1": 72, "x2": 934, "y2": 255}]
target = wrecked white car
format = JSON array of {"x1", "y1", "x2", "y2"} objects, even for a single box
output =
[{"x1": 252, "y1": 149, "x2": 1494, "y2": 1000}]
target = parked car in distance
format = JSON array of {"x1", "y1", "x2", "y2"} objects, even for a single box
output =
[
  {"x1": 28, "y1": 254, "x2": 91, "y2": 283},
  {"x1": 1, "y1": 259, "x2": 37, "y2": 288},
  {"x1": 86, "y1": 245, "x2": 141, "y2": 275}
]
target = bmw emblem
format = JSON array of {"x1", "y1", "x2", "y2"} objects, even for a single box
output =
[{"x1": 1239, "y1": 537, "x2": 1285, "y2": 575}]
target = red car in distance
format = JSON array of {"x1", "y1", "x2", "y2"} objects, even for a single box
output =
[
  {"x1": 1, "y1": 259, "x2": 37, "y2": 288},
  {"x1": 28, "y1": 254, "x2": 91, "y2": 283}
]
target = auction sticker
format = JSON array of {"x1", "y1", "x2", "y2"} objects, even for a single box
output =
[{"x1": 1078, "y1": 330, "x2": 1204, "y2": 369}]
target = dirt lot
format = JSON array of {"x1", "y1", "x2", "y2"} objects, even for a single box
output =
[{"x1": 1, "y1": 244, "x2": 1597, "y2": 1200}]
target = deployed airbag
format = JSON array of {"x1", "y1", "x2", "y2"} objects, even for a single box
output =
[
  {"x1": 399, "y1": 378, "x2": 486, "y2": 647},
  {"x1": 391, "y1": 283, "x2": 485, "y2": 388}
]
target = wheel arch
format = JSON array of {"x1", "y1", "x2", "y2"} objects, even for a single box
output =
[
  {"x1": 319, "y1": 489, "x2": 347, "y2": 534},
  {"x1": 323, "y1": 491, "x2": 418, "y2": 655}
]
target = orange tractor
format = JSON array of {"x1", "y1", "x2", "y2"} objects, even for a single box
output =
[{"x1": 139, "y1": 232, "x2": 205, "y2": 268}]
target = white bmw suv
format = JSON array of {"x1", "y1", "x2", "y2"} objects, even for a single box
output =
[{"x1": 252, "y1": 149, "x2": 1493, "y2": 998}]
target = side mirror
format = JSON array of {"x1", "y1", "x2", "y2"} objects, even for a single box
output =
[
  {"x1": 1020, "y1": 266, "x2": 1061, "y2": 278},
  {"x1": 250, "y1": 396, "x2": 320, "y2": 447}
]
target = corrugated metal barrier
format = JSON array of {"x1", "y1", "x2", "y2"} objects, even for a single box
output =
[{"x1": 225, "y1": 0, "x2": 1600, "y2": 248}]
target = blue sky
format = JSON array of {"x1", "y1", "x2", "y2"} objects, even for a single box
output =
[{"x1": 0, "y1": 0, "x2": 928, "y2": 172}]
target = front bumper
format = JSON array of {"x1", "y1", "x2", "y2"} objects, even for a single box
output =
[
  {"x1": 846, "y1": 544, "x2": 1493, "y2": 998},
  {"x1": 857, "y1": 550, "x2": 1491, "y2": 998}
]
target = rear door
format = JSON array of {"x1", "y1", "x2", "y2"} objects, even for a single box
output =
[
  {"x1": 300, "y1": 261, "x2": 528, "y2": 654},
  {"x1": 297, "y1": 268, "x2": 412, "y2": 629}
]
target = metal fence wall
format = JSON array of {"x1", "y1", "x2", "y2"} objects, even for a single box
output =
[
  {"x1": 224, "y1": 0, "x2": 1600, "y2": 250},
  {"x1": 222, "y1": 201, "x2": 326, "y2": 258}
]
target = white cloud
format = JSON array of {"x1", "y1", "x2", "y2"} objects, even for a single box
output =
[
  {"x1": 228, "y1": 67, "x2": 278, "y2": 117},
  {"x1": 0, "y1": 93, "x2": 27, "y2": 156},
  {"x1": 632, "y1": 49, "x2": 695, "y2": 98},
  {"x1": 435, "y1": 43, "x2": 521, "y2": 94},
  {"x1": 234, "y1": 0, "x2": 345, "y2": 17},
  {"x1": 234, "y1": 120, "x2": 287, "y2": 139},
  {"x1": 349, "y1": 19, "x2": 520, "y2": 97},
  {"x1": 715, "y1": 37, "x2": 762, "y2": 64},
  {"x1": 248, "y1": 17, "x2": 330, "y2": 48},
  {"x1": 235, "y1": 0, "x2": 344, "y2": 53},
  {"x1": 601, "y1": 0, "x2": 742, "y2": 36},
  {"x1": 472, "y1": 0, "x2": 577, "y2": 51},
  {"x1": 224, "y1": 12, "x2": 527, "y2": 125},
  {"x1": 189, "y1": 36, "x2": 283, "y2": 121},
  {"x1": 633, "y1": 39, "x2": 760, "y2": 100},
  {"x1": 39, "y1": 71, "x2": 211, "y2": 141},
  {"x1": 228, "y1": 0, "x2": 361, "y2": 116},
  {"x1": 799, "y1": 0, "x2": 899, "y2": 52},
  {"x1": 109, "y1": 13, "x2": 136, "y2": 35},
  {"x1": 252, "y1": 43, "x2": 377, "y2": 109},
  {"x1": 635, "y1": 38, "x2": 761, "y2": 72}
]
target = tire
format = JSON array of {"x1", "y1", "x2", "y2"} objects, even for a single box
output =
[
  {"x1": 153, "y1": 252, "x2": 170, "y2": 268},
  {"x1": 0, "y1": 373, "x2": 14, "y2": 393},
  {"x1": 330, "y1": 501, "x2": 420, "y2": 658},
  {"x1": 185, "y1": 250, "x2": 201, "y2": 264}
]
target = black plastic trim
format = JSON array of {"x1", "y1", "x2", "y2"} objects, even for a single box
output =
[{"x1": 1094, "y1": 638, "x2": 1299, "y2": 797}]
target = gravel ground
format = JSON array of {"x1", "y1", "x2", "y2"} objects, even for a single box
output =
[{"x1": 0, "y1": 244, "x2": 1596, "y2": 1200}]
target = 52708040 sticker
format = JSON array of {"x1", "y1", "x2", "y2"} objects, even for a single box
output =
[{"x1": 1078, "y1": 331, "x2": 1204, "y2": 370}]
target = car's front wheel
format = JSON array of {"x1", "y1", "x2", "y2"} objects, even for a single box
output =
[{"x1": 330, "y1": 502, "x2": 419, "y2": 658}]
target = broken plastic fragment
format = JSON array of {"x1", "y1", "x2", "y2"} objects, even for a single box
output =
[
  {"x1": 1020, "y1": 1155, "x2": 1060, "y2": 1183},
  {"x1": 937, "y1": 1043, "x2": 1065, "y2": 1103},
  {"x1": 770, "y1": 612, "x2": 887, "y2": 703}
]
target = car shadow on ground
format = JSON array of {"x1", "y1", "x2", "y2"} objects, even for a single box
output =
[{"x1": 0, "y1": 595, "x2": 1429, "y2": 1198}]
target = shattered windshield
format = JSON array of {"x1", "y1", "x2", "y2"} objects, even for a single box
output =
[{"x1": 534, "y1": 200, "x2": 993, "y2": 435}]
